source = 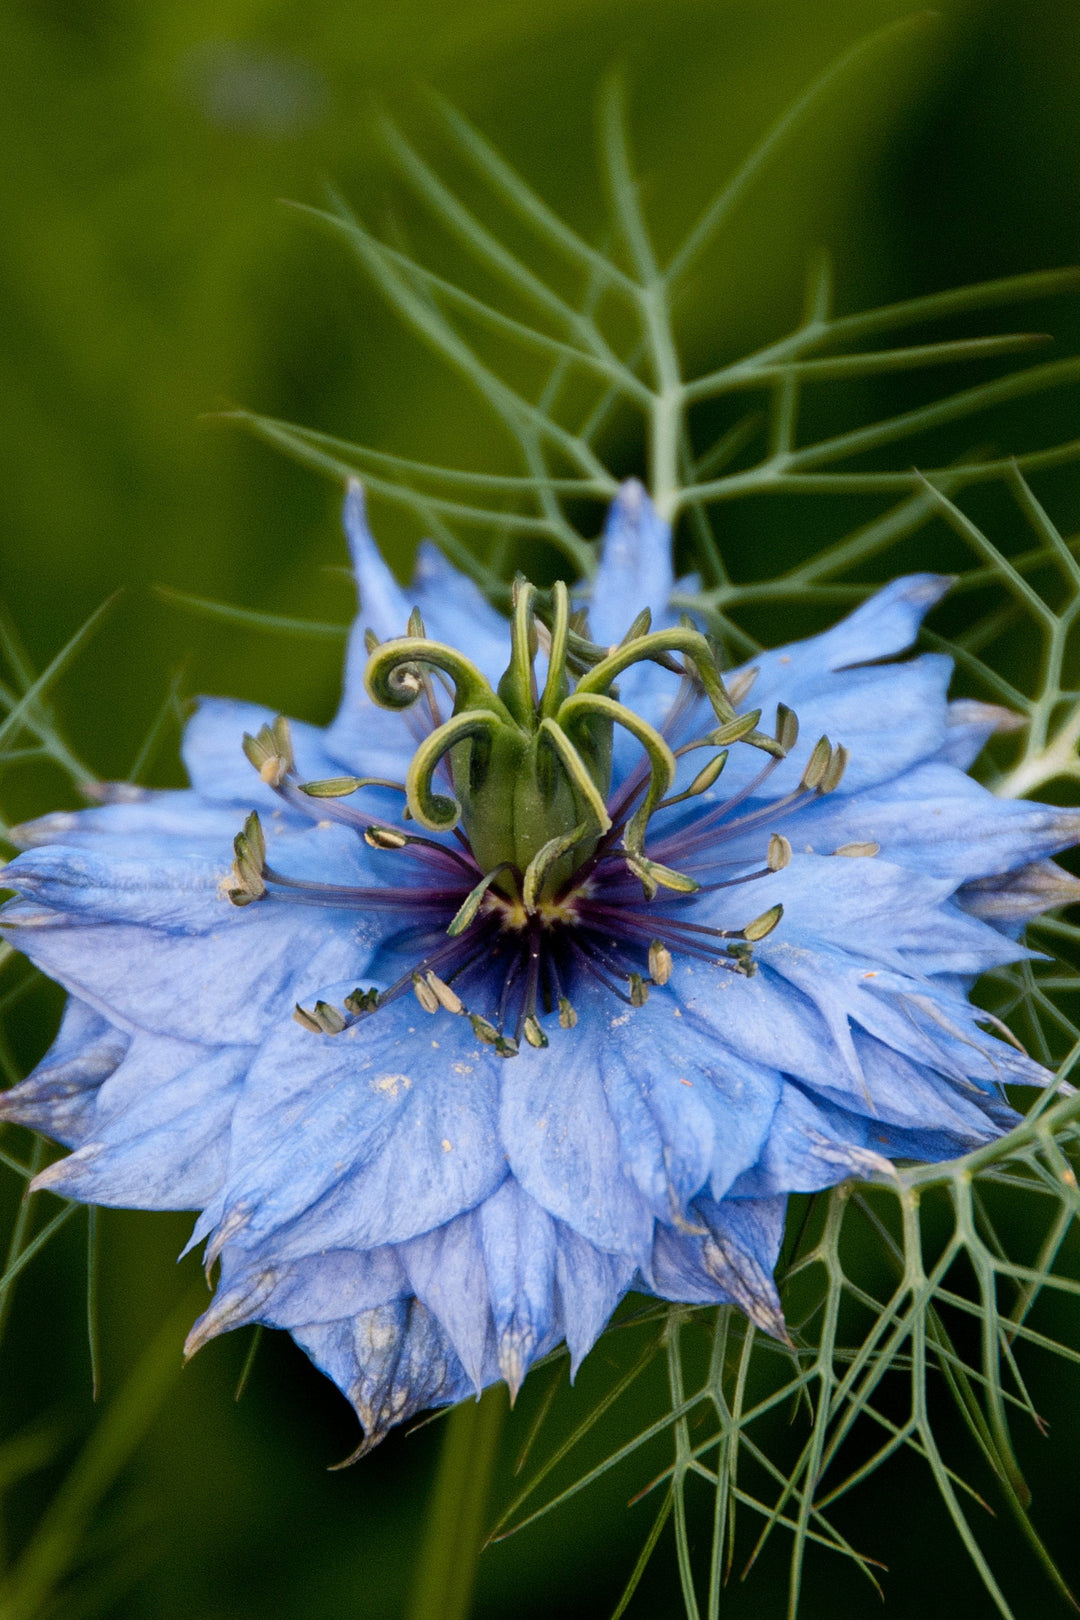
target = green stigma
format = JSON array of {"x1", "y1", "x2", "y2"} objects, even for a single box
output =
[{"x1": 362, "y1": 578, "x2": 782, "y2": 905}]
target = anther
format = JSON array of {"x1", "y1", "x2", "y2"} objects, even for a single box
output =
[
  {"x1": 800, "y1": 737, "x2": 833, "y2": 791},
  {"x1": 833, "y1": 841, "x2": 879, "y2": 858},
  {"x1": 774, "y1": 704, "x2": 799, "y2": 754},
  {"x1": 820, "y1": 744, "x2": 849, "y2": 794},
  {"x1": 470, "y1": 1014, "x2": 499, "y2": 1045},
  {"x1": 293, "y1": 1000, "x2": 346, "y2": 1035},
  {"x1": 523, "y1": 1016, "x2": 548, "y2": 1049},
  {"x1": 365, "y1": 826, "x2": 408, "y2": 850},
  {"x1": 412, "y1": 974, "x2": 440, "y2": 1014},
  {"x1": 242, "y1": 716, "x2": 294, "y2": 787},
  {"x1": 648, "y1": 940, "x2": 673, "y2": 985},
  {"x1": 767, "y1": 833, "x2": 792, "y2": 871},
  {"x1": 558, "y1": 997, "x2": 578, "y2": 1029},
  {"x1": 743, "y1": 903, "x2": 784, "y2": 942},
  {"x1": 628, "y1": 973, "x2": 649, "y2": 1007},
  {"x1": 495, "y1": 1035, "x2": 520, "y2": 1059},
  {"x1": 345, "y1": 987, "x2": 379, "y2": 1014},
  {"x1": 425, "y1": 972, "x2": 464, "y2": 1015},
  {"x1": 726, "y1": 667, "x2": 758, "y2": 706},
  {"x1": 228, "y1": 811, "x2": 267, "y2": 906}
]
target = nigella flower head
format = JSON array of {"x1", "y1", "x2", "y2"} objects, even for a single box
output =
[{"x1": 2, "y1": 479, "x2": 1078, "y2": 1452}]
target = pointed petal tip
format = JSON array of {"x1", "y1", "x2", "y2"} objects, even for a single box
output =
[
  {"x1": 183, "y1": 1270, "x2": 277, "y2": 1361},
  {"x1": 29, "y1": 1150, "x2": 97, "y2": 1197},
  {"x1": 497, "y1": 1325, "x2": 536, "y2": 1406},
  {"x1": 327, "y1": 1431, "x2": 380, "y2": 1470}
]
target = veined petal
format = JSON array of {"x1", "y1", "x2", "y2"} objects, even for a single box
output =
[
  {"x1": 31, "y1": 1040, "x2": 247, "y2": 1210},
  {"x1": 499, "y1": 992, "x2": 654, "y2": 1260},
  {"x1": 292, "y1": 1298, "x2": 476, "y2": 1452},
  {"x1": 0, "y1": 998, "x2": 127, "y2": 1147},
  {"x1": 479, "y1": 1179, "x2": 559, "y2": 1399},
  {"x1": 199, "y1": 997, "x2": 506, "y2": 1258}
]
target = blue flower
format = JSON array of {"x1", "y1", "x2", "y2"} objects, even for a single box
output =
[{"x1": 3, "y1": 480, "x2": 1078, "y2": 1452}]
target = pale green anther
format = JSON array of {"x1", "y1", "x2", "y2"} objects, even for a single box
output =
[
  {"x1": 775, "y1": 704, "x2": 799, "y2": 754},
  {"x1": 447, "y1": 865, "x2": 512, "y2": 936},
  {"x1": 834, "y1": 840, "x2": 879, "y2": 857},
  {"x1": 628, "y1": 973, "x2": 649, "y2": 1007},
  {"x1": 626, "y1": 852, "x2": 700, "y2": 898},
  {"x1": 523, "y1": 1016, "x2": 548, "y2": 1049},
  {"x1": 767, "y1": 833, "x2": 792, "y2": 871},
  {"x1": 726, "y1": 941, "x2": 757, "y2": 976},
  {"x1": 425, "y1": 971, "x2": 464, "y2": 1015},
  {"x1": 300, "y1": 775, "x2": 405, "y2": 798},
  {"x1": 558, "y1": 997, "x2": 577, "y2": 1029},
  {"x1": 648, "y1": 940, "x2": 673, "y2": 984},
  {"x1": 820, "y1": 743, "x2": 850, "y2": 794},
  {"x1": 228, "y1": 811, "x2": 267, "y2": 905},
  {"x1": 470, "y1": 1013, "x2": 499, "y2": 1045},
  {"x1": 314, "y1": 1001, "x2": 347, "y2": 1034},
  {"x1": 412, "y1": 974, "x2": 440, "y2": 1014},
  {"x1": 522, "y1": 825, "x2": 588, "y2": 912},
  {"x1": 242, "y1": 716, "x2": 294, "y2": 786},
  {"x1": 801, "y1": 736, "x2": 833, "y2": 790},
  {"x1": 495, "y1": 1035, "x2": 519, "y2": 1058},
  {"x1": 688, "y1": 750, "x2": 727, "y2": 795},
  {"x1": 681, "y1": 750, "x2": 729, "y2": 802},
  {"x1": 707, "y1": 710, "x2": 763, "y2": 748},
  {"x1": 345, "y1": 987, "x2": 380, "y2": 1014},
  {"x1": 364, "y1": 826, "x2": 408, "y2": 849},
  {"x1": 743, "y1": 903, "x2": 784, "y2": 942},
  {"x1": 293, "y1": 1001, "x2": 346, "y2": 1035}
]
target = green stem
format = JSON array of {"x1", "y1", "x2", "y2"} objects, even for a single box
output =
[{"x1": 406, "y1": 1389, "x2": 507, "y2": 1620}]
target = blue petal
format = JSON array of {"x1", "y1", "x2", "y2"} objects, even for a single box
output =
[
  {"x1": 32, "y1": 1039, "x2": 247, "y2": 1209},
  {"x1": 1, "y1": 885, "x2": 378, "y2": 1048},
  {"x1": 732, "y1": 574, "x2": 952, "y2": 695},
  {"x1": 960, "y1": 859, "x2": 1080, "y2": 930},
  {"x1": 291, "y1": 1298, "x2": 475, "y2": 1452},
  {"x1": 402, "y1": 1210, "x2": 492, "y2": 1391},
  {"x1": 498, "y1": 989, "x2": 654, "y2": 1260},
  {"x1": 770, "y1": 761, "x2": 1080, "y2": 884},
  {"x1": 0, "y1": 998, "x2": 127, "y2": 1147},
  {"x1": 599, "y1": 992, "x2": 781, "y2": 1215},
  {"x1": 647, "y1": 1195, "x2": 787, "y2": 1338},
  {"x1": 479, "y1": 1179, "x2": 558, "y2": 1397},
  {"x1": 190, "y1": 1243, "x2": 408, "y2": 1346},
  {"x1": 10, "y1": 792, "x2": 253, "y2": 860},
  {"x1": 554, "y1": 1223, "x2": 636, "y2": 1377},
  {"x1": 198, "y1": 998, "x2": 506, "y2": 1259},
  {"x1": 938, "y1": 699, "x2": 1025, "y2": 768},
  {"x1": 587, "y1": 481, "x2": 675, "y2": 645}
]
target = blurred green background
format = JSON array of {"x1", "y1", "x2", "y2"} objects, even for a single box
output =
[{"x1": 3, "y1": 0, "x2": 1080, "y2": 1615}]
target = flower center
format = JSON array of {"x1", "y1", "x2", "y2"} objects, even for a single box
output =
[{"x1": 225, "y1": 578, "x2": 851, "y2": 1054}]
